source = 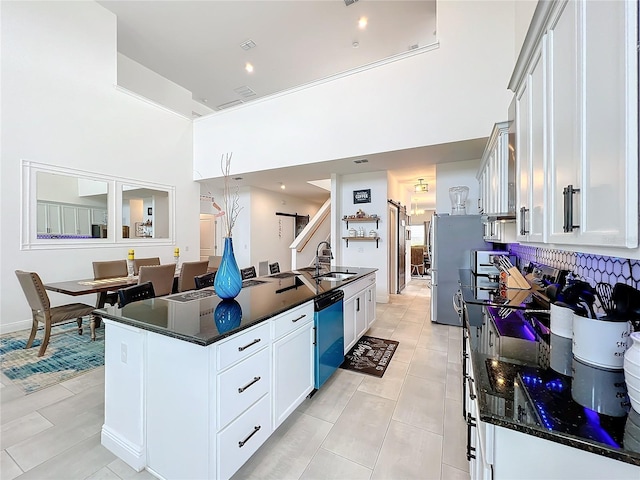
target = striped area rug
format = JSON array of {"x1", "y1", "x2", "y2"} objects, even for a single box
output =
[{"x1": 0, "y1": 322, "x2": 104, "y2": 394}]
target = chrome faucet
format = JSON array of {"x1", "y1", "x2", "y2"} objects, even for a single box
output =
[{"x1": 315, "y1": 241, "x2": 333, "y2": 276}]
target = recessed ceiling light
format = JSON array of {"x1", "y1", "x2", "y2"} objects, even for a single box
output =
[
  {"x1": 352, "y1": 41, "x2": 359, "y2": 48},
  {"x1": 280, "y1": 183, "x2": 286, "y2": 190},
  {"x1": 358, "y1": 17, "x2": 368, "y2": 29},
  {"x1": 245, "y1": 62, "x2": 254, "y2": 73}
]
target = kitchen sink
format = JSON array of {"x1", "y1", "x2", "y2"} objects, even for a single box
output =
[{"x1": 313, "y1": 271, "x2": 357, "y2": 282}]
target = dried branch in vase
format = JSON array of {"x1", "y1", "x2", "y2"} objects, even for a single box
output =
[{"x1": 220, "y1": 152, "x2": 242, "y2": 237}]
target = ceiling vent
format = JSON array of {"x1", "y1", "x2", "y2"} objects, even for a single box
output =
[
  {"x1": 353, "y1": 158, "x2": 368, "y2": 164},
  {"x1": 344, "y1": 0, "x2": 359, "y2": 6},
  {"x1": 234, "y1": 85, "x2": 256, "y2": 98},
  {"x1": 216, "y1": 99, "x2": 244, "y2": 110},
  {"x1": 240, "y1": 39, "x2": 257, "y2": 50},
  {"x1": 191, "y1": 111, "x2": 202, "y2": 118}
]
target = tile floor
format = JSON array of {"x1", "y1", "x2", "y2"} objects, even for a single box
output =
[{"x1": 0, "y1": 278, "x2": 470, "y2": 480}]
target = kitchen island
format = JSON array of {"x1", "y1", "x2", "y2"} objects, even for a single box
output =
[
  {"x1": 96, "y1": 266, "x2": 376, "y2": 480},
  {"x1": 458, "y1": 269, "x2": 640, "y2": 479}
]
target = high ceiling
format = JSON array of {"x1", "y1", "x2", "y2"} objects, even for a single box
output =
[{"x1": 97, "y1": 0, "x2": 486, "y2": 209}]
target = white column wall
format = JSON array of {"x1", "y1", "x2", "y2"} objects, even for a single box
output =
[
  {"x1": 193, "y1": 0, "x2": 517, "y2": 179},
  {"x1": 1, "y1": 1, "x2": 197, "y2": 332}
]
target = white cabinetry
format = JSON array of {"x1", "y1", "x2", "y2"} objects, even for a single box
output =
[
  {"x1": 272, "y1": 302, "x2": 314, "y2": 429},
  {"x1": 477, "y1": 121, "x2": 516, "y2": 243},
  {"x1": 341, "y1": 273, "x2": 377, "y2": 354},
  {"x1": 511, "y1": 0, "x2": 638, "y2": 249},
  {"x1": 36, "y1": 202, "x2": 61, "y2": 235}
]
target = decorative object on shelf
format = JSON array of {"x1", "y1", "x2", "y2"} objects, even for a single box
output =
[
  {"x1": 349, "y1": 227, "x2": 357, "y2": 237},
  {"x1": 624, "y1": 332, "x2": 640, "y2": 413},
  {"x1": 214, "y1": 299, "x2": 242, "y2": 333},
  {"x1": 353, "y1": 189, "x2": 371, "y2": 204},
  {"x1": 214, "y1": 153, "x2": 243, "y2": 299},
  {"x1": 127, "y1": 249, "x2": 135, "y2": 278}
]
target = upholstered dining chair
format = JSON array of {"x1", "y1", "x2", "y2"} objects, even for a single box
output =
[
  {"x1": 240, "y1": 266, "x2": 257, "y2": 280},
  {"x1": 117, "y1": 281, "x2": 155, "y2": 308},
  {"x1": 194, "y1": 272, "x2": 216, "y2": 290},
  {"x1": 177, "y1": 260, "x2": 209, "y2": 292},
  {"x1": 132, "y1": 257, "x2": 160, "y2": 275},
  {"x1": 15, "y1": 270, "x2": 95, "y2": 357},
  {"x1": 137, "y1": 264, "x2": 175, "y2": 296},
  {"x1": 92, "y1": 259, "x2": 128, "y2": 306},
  {"x1": 269, "y1": 262, "x2": 280, "y2": 274}
]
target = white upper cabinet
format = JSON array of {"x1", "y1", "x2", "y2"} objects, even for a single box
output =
[
  {"x1": 511, "y1": 0, "x2": 638, "y2": 249},
  {"x1": 477, "y1": 121, "x2": 517, "y2": 243},
  {"x1": 515, "y1": 45, "x2": 546, "y2": 244}
]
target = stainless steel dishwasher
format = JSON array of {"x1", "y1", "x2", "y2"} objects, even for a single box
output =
[{"x1": 314, "y1": 289, "x2": 345, "y2": 389}]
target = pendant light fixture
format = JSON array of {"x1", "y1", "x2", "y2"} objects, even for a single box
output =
[{"x1": 414, "y1": 179, "x2": 429, "y2": 193}]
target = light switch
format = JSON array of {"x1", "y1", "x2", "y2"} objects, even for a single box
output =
[{"x1": 121, "y1": 343, "x2": 127, "y2": 364}]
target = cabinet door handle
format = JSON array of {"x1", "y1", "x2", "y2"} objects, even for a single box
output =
[
  {"x1": 467, "y1": 376, "x2": 476, "y2": 400},
  {"x1": 466, "y1": 413, "x2": 477, "y2": 460},
  {"x1": 356, "y1": 298, "x2": 360, "y2": 312},
  {"x1": 519, "y1": 206, "x2": 529, "y2": 235},
  {"x1": 489, "y1": 330, "x2": 494, "y2": 348},
  {"x1": 292, "y1": 314, "x2": 306, "y2": 323},
  {"x1": 238, "y1": 338, "x2": 261, "y2": 352},
  {"x1": 562, "y1": 184, "x2": 580, "y2": 232},
  {"x1": 238, "y1": 425, "x2": 261, "y2": 448},
  {"x1": 238, "y1": 376, "x2": 261, "y2": 393}
]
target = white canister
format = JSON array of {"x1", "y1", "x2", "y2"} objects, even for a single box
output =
[
  {"x1": 550, "y1": 303, "x2": 574, "y2": 339},
  {"x1": 550, "y1": 333, "x2": 573, "y2": 376},
  {"x1": 571, "y1": 357, "x2": 629, "y2": 417},
  {"x1": 572, "y1": 313, "x2": 631, "y2": 369},
  {"x1": 624, "y1": 332, "x2": 640, "y2": 414}
]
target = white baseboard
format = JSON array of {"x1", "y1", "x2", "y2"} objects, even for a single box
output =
[
  {"x1": 101, "y1": 425, "x2": 146, "y2": 472},
  {"x1": 0, "y1": 318, "x2": 32, "y2": 335}
]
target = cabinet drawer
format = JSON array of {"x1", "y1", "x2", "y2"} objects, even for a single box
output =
[
  {"x1": 217, "y1": 394, "x2": 272, "y2": 480},
  {"x1": 272, "y1": 301, "x2": 313, "y2": 340},
  {"x1": 217, "y1": 322, "x2": 270, "y2": 371},
  {"x1": 217, "y1": 347, "x2": 271, "y2": 429},
  {"x1": 340, "y1": 274, "x2": 373, "y2": 300}
]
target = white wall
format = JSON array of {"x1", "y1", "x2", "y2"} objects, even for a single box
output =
[
  {"x1": 117, "y1": 53, "x2": 193, "y2": 118},
  {"x1": 1, "y1": 1, "x2": 197, "y2": 332},
  {"x1": 336, "y1": 171, "x2": 389, "y2": 302},
  {"x1": 192, "y1": 0, "x2": 517, "y2": 180},
  {"x1": 249, "y1": 187, "x2": 324, "y2": 272},
  {"x1": 435, "y1": 159, "x2": 482, "y2": 215}
]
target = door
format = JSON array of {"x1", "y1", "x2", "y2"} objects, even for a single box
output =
[
  {"x1": 199, "y1": 214, "x2": 217, "y2": 261},
  {"x1": 387, "y1": 203, "x2": 398, "y2": 294}
]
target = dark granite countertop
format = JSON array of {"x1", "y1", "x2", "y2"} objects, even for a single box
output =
[
  {"x1": 460, "y1": 269, "x2": 640, "y2": 466},
  {"x1": 95, "y1": 266, "x2": 377, "y2": 346}
]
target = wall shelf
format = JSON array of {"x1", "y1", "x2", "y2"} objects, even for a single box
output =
[
  {"x1": 342, "y1": 217, "x2": 380, "y2": 229},
  {"x1": 342, "y1": 236, "x2": 380, "y2": 248}
]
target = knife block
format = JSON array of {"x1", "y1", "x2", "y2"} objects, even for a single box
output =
[{"x1": 505, "y1": 267, "x2": 531, "y2": 290}]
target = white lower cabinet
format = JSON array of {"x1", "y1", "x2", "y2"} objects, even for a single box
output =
[
  {"x1": 272, "y1": 303, "x2": 314, "y2": 429},
  {"x1": 341, "y1": 273, "x2": 376, "y2": 354}
]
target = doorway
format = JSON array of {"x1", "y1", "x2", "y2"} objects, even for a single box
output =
[{"x1": 199, "y1": 214, "x2": 217, "y2": 261}]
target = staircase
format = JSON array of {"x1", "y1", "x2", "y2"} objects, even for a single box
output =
[{"x1": 289, "y1": 198, "x2": 331, "y2": 269}]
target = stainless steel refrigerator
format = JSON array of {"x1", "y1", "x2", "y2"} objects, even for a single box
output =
[{"x1": 429, "y1": 214, "x2": 489, "y2": 326}]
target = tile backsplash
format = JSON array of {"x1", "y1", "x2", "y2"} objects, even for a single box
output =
[{"x1": 508, "y1": 244, "x2": 640, "y2": 289}]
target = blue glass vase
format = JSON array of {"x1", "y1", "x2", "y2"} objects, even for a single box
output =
[
  {"x1": 214, "y1": 237, "x2": 242, "y2": 299},
  {"x1": 214, "y1": 299, "x2": 242, "y2": 333}
]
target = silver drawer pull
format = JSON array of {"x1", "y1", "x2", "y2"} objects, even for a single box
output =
[
  {"x1": 238, "y1": 425, "x2": 261, "y2": 448},
  {"x1": 238, "y1": 338, "x2": 261, "y2": 352},
  {"x1": 238, "y1": 376, "x2": 261, "y2": 393},
  {"x1": 292, "y1": 314, "x2": 306, "y2": 323}
]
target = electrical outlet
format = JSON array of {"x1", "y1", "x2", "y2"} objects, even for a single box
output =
[
  {"x1": 184, "y1": 246, "x2": 189, "y2": 252},
  {"x1": 358, "y1": 247, "x2": 364, "y2": 253},
  {"x1": 121, "y1": 343, "x2": 128, "y2": 364}
]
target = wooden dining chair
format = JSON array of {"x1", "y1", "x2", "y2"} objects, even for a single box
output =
[
  {"x1": 241, "y1": 266, "x2": 257, "y2": 280},
  {"x1": 138, "y1": 264, "x2": 176, "y2": 296},
  {"x1": 92, "y1": 259, "x2": 128, "y2": 306},
  {"x1": 195, "y1": 271, "x2": 216, "y2": 290},
  {"x1": 177, "y1": 260, "x2": 209, "y2": 292},
  {"x1": 132, "y1": 257, "x2": 160, "y2": 275},
  {"x1": 269, "y1": 262, "x2": 280, "y2": 274},
  {"x1": 117, "y1": 281, "x2": 155, "y2": 308},
  {"x1": 15, "y1": 270, "x2": 96, "y2": 357}
]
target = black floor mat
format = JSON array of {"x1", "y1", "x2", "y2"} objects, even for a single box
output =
[{"x1": 340, "y1": 336, "x2": 399, "y2": 378}]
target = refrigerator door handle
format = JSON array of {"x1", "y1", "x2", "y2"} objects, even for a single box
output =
[{"x1": 431, "y1": 269, "x2": 437, "y2": 286}]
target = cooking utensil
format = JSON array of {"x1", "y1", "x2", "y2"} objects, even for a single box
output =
[
  {"x1": 613, "y1": 283, "x2": 640, "y2": 319},
  {"x1": 596, "y1": 282, "x2": 615, "y2": 315}
]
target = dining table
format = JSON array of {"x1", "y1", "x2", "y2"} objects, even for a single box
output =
[{"x1": 44, "y1": 275, "x2": 139, "y2": 340}]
